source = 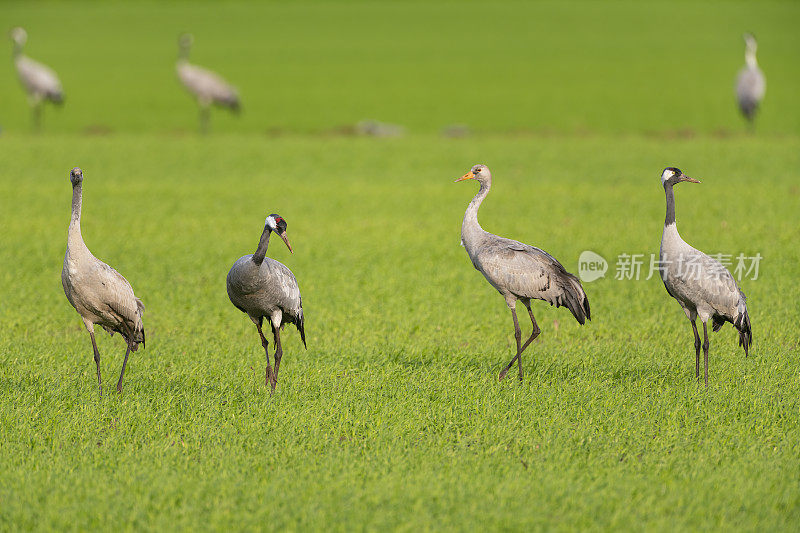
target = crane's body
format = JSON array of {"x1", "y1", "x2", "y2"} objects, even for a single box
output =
[
  {"x1": 61, "y1": 168, "x2": 145, "y2": 394},
  {"x1": 457, "y1": 165, "x2": 590, "y2": 381},
  {"x1": 227, "y1": 215, "x2": 305, "y2": 393},
  {"x1": 658, "y1": 167, "x2": 751, "y2": 385},
  {"x1": 227, "y1": 255, "x2": 304, "y2": 333},
  {"x1": 10, "y1": 27, "x2": 63, "y2": 131},
  {"x1": 176, "y1": 34, "x2": 240, "y2": 133},
  {"x1": 735, "y1": 33, "x2": 765, "y2": 128}
]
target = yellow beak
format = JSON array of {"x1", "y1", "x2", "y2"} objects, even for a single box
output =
[{"x1": 454, "y1": 171, "x2": 475, "y2": 182}]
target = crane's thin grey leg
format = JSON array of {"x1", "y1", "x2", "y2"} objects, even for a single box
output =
[
  {"x1": 271, "y1": 326, "x2": 283, "y2": 394},
  {"x1": 88, "y1": 330, "x2": 103, "y2": 396},
  {"x1": 691, "y1": 320, "x2": 701, "y2": 380},
  {"x1": 199, "y1": 106, "x2": 210, "y2": 135},
  {"x1": 256, "y1": 321, "x2": 273, "y2": 388},
  {"x1": 521, "y1": 300, "x2": 541, "y2": 353},
  {"x1": 32, "y1": 103, "x2": 42, "y2": 133},
  {"x1": 499, "y1": 302, "x2": 540, "y2": 381},
  {"x1": 116, "y1": 344, "x2": 132, "y2": 393},
  {"x1": 499, "y1": 308, "x2": 524, "y2": 382},
  {"x1": 702, "y1": 321, "x2": 710, "y2": 387}
]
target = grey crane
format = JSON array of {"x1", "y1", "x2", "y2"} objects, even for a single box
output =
[
  {"x1": 735, "y1": 33, "x2": 766, "y2": 129},
  {"x1": 61, "y1": 168, "x2": 146, "y2": 395},
  {"x1": 176, "y1": 33, "x2": 240, "y2": 134},
  {"x1": 227, "y1": 214, "x2": 306, "y2": 393},
  {"x1": 456, "y1": 164, "x2": 591, "y2": 381},
  {"x1": 658, "y1": 167, "x2": 752, "y2": 386},
  {"x1": 9, "y1": 27, "x2": 64, "y2": 132}
]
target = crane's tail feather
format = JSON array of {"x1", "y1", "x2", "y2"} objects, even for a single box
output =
[
  {"x1": 562, "y1": 274, "x2": 590, "y2": 325},
  {"x1": 297, "y1": 312, "x2": 306, "y2": 349},
  {"x1": 712, "y1": 292, "x2": 751, "y2": 356},
  {"x1": 734, "y1": 306, "x2": 752, "y2": 356}
]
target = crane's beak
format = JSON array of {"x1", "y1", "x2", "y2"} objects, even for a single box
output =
[
  {"x1": 679, "y1": 175, "x2": 701, "y2": 184},
  {"x1": 279, "y1": 231, "x2": 293, "y2": 253},
  {"x1": 455, "y1": 171, "x2": 475, "y2": 182}
]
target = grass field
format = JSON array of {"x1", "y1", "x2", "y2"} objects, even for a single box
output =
[{"x1": 2, "y1": 0, "x2": 800, "y2": 531}]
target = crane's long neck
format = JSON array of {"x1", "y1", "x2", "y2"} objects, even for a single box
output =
[
  {"x1": 664, "y1": 182, "x2": 677, "y2": 227},
  {"x1": 745, "y1": 48, "x2": 757, "y2": 68},
  {"x1": 252, "y1": 226, "x2": 272, "y2": 265},
  {"x1": 461, "y1": 180, "x2": 490, "y2": 247},
  {"x1": 68, "y1": 183, "x2": 85, "y2": 249},
  {"x1": 12, "y1": 38, "x2": 24, "y2": 59},
  {"x1": 178, "y1": 43, "x2": 190, "y2": 62}
]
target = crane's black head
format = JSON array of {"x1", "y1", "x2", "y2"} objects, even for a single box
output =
[
  {"x1": 70, "y1": 167, "x2": 83, "y2": 187},
  {"x1": 265, "y1": 214, "x2": 293, "y2": 253},
  {"x1": 455, "y1": 163, "x2": 491, "y2": 184},
  {"x1": 661, "y1": 167, "x2": 700, "y2": 187}
]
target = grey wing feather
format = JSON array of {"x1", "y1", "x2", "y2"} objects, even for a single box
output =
[
  {"x1": 16, "y1": 56, "x2": 63, "y2": 102},
  {"x1": 680, "y1": 251, "x2": 741, "y2": 316},
  {"x1": 477, "y1": 238, "x2": 590, "y2": 323},
  {"x1": 736, "y1": 67, "x2": 765, "y2": 119},
  {"x1": 177, "y1": 62, "x2": 240, "y2": 109},
  {"x1": 95, "y1": 262, "x2": 145, "y2": 345}
]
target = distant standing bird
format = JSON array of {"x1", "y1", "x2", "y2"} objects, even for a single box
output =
[
  {"x1": 176, "y1": 33, "x2": 240, "y2": 134},
  {"x1": 9, "y1": 27, "x2": 64, "y2": 132},
  {"x1": 735, "y1": 33, "x2": 765, "y2": 130},
  {"x1": 456, "y1": 165, "x2": 591, "y2": 381},
  {"x1": 62, "y1": 168, "x2": 145, "y2": 394},
  {"x1": 227, "y1": 214, "x2": 306, "y2": 393},
  {"x1": 658, "y1": 167, "x2": 752, "y2": 386}
]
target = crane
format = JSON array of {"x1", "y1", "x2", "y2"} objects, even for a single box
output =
[
  {"x1": 456, "y1": 164, "x2": 590, "y2": 381},
  {"x1": 736, "y1": 33, "x2": 766, "y2": 130},
  {"x1": 9, "y1": 27, "x2": 64, "y2": 132},
  {"x1": 176, "y1": 33, "x2": 241, "y2": 134},
  {"x1": 61, "y1": 168, "x2": 146, "y2": 394},
  {"x1": 227, "y1": 214, "x2": 306, "y2": 393},
  {"x1": 658, "y1": 167, "x2": 752, "y2": 385}
]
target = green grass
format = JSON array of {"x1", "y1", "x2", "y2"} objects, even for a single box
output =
[
  {"x1": 2, "y1": 0, "x2": 800, "y2": 530},
  {"x1": 1, "y1": 133, "x2": 799, "y2": 530}
]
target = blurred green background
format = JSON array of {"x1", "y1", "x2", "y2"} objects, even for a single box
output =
[{"x1": 3, "y1": 0, "x2": 799, "y2": 135}]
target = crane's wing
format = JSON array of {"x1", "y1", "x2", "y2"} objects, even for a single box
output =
[
  {"x1": 477, "y1": 238, "x2": 590, "y2": 323},
  {"x1": 672, "y1": 249, "x2": 742, "y2": 317},
  {"x1": 86, "y1": 260, "x2": 145, "y2": 339},
  {"x1": 261, "y1": 259, "x2": 303, "y2": 316},
  {"x1": 16, "y1": 56, "x2": 63, "y2": 101},
  {"x1": 736, "y1": 66, "x2": 765, "y2": 117},
  {"x1": 177, "y1": 62, "x2": 239, "y2": 108}
]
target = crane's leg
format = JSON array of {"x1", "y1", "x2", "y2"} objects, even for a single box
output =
[
  {"x1": 702, "y1": 321, "x2": 710, "y2": 387},
  {"x1": 690, "y1": 319, "x2": 701, "y2": 380},
  {"x1": 498, "y1": 307, "x2": 524, "y2": 382},
  {"x1": 32, "y1": 102, "x2": 42, "y2": 133},
  {"x1": 271, "y1": 325, "x2": 283, "y2": 394},
  {"x1": 116, "y1": 343, "x2": 132, "y2": 393},
  {"x1": 499, "y1": 301, "x2": 541, "y2": 381},
  {"x1": 255, "y1": 320, "x2": 273, "y2": 388},
  {"x1": 88, "y1": 330, "x2": 103, "y2": 396},
  {"x1": 521, "y1": 300, "x2": 541, "y2": 352},
  {"x1": 199, "y1": 105, "x2": 210, "y2": 135}
]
